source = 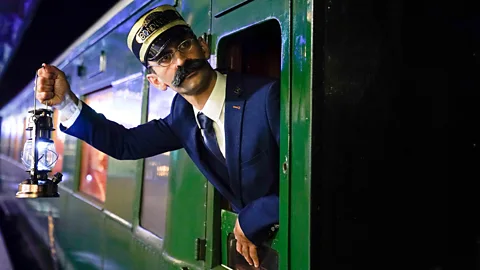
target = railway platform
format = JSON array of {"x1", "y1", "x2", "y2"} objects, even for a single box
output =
[{"x1": 0, "y1": 220, "x2": 13, "y2": 270}]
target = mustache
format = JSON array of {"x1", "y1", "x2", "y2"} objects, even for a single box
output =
[{"x1": 171, "y1": 58, "x2": 208, "y2": 87}]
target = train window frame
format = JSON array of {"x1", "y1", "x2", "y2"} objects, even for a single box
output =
[
  {"x1": 77, "y1": 87, "x2": 114, "y2": 204},
  {"x1": 215, "y1": 18, "x2": 282, "y2": 269},
  {"x1": 77, "y1": 81, "x2": 143, "y2": 206},
  {"x1": 215, "y1": 19, "x2": 281, "y2": 212}
]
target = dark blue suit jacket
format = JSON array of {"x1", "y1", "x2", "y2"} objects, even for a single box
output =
[{"x1": 61, "y1": 72, "x2": 280, "y2": 245}]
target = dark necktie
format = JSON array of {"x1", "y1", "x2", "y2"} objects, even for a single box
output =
[{"x1": 197, "y1": 112, "x2": 225, "y2": 163}]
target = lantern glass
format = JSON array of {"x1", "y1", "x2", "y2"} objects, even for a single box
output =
[{"x1": 21, "y1": 139, "x2": 58, "y2": 171}]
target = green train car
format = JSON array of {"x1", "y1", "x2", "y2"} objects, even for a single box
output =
[
  {"x1": 0, "y1": 0, "x2": 316, "y2": 269},
  {"x1": 1, "y1": 0, "x2": 477, "y2": 269}
]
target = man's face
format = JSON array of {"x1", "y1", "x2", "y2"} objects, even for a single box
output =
[{"x1": 146, "y1": 36, "x2": 213, "y2": 96}]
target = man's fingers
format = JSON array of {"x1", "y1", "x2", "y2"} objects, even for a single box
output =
[
  {"x1": 36, "y1": 75, "x2": 55, "y2": 94},
  {"x1": 249, "y1": 245, "x2": 259, "y2": 268},
  {"x1": 35, "y1": 92, "x2": 62, "y2": 106},
  {"x1": 37, "y1": 63, "x2": 64, "y2": 79},
  {"x1": 237, "y1": 240, "x2": 255, "y2": 266},
  {"x1": 36, "y1": 91, "x2": 54, "y2": 102},
  {"x1": 37, "y1": 83, "x2": 54, "y2": 93},
  {"x1": 241, "y1": 244, "x2": 253, "y2": 266},
  {"x1": 37, "y1": 77, "x2": 54, "y2": 87},
  {"x1": 236, "y1": 241, "x2": 242, "y2": 254},
  {"x1": 37, "y1": 67, "x2": 55, "y2": 80},
  {"x1": 43, "y1": 63, "x2": 66, "y2": 78},
  {"x1": 49, "y1": 94, "x2": 63, "y2": 106}
]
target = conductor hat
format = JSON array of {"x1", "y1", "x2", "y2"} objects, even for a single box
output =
[{"x1": 127, "y1": 5, "x2": 192, "y2": 65}]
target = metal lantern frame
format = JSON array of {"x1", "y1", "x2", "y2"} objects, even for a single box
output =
[{"x1": 16, "y1": 73, "x2": 63, "y2": 198}]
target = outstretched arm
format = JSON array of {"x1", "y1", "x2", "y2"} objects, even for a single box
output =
[{"x1": 36, "y1": 64, "x2": 183, "y2": 160}]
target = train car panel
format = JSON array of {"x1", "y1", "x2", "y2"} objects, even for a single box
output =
[
  {"x1": 103, "y1": 213, "x2": 134, "y2": 270},
  {"x1": 73, "y1": 28, "x2": 143, "y2": 97},
  {"x1": 176, "y1": 0, "x2": 211, "y2": 40},
  {"x1": 161, "y1": 148, "x2": 209, "y2": 269},
  {"x1": 130, "y1": 227, "x2": 166, "y2": 269},
  {"x1": 289, "y1": 1, "x2": 314, "y2": 269},
  {"x1": 63, "y1": 193, "x2": 105, "y2": 270},
  {"x1": 212, "y1": 0, "x2": 250, "y2": 19}
]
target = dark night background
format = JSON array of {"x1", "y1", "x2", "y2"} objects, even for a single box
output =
[{"x1": 0, "y1": 0, "x2": 120, "y2": 109}]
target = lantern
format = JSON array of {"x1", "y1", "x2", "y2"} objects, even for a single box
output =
[{"x1": 16, "y1": 73, "x2": 63, "y2": 198}]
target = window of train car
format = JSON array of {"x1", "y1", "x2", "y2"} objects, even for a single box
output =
[
  {"x1": 12, "y1": 116, "x2": 24, "y2": 162},
  {"x1": 217, "y1": 20, "x2": 281, "y2": 79},
  {"x1": 139, "y1": 83, "x2": 176, "y2": 238},
  {"x1": 0, "y1": 116, "x2": 26, "y2": 162},
  {"x1": 7, "y1": 118, "x2": 15, "y2": 158},
  {"x1": 216, "y1": 19, "x2": 281, "y2": 211},
  {"x1": 6, "y1": 117, "x2": 18, "y2": 159},
  {"x1": 51, "y1": 110, "x2": 64, "y2": 176},
  {"x1": 79, "y1": 86, "x2": 143, "y2": 203},
  {"x1": 215, "y1": 19, "x2": 282, "y2": 270},
  {"x1": 0, "y1": 118, "x2": 10, "y2": 156}
]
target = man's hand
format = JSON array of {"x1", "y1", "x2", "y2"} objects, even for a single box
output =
[
  {"x1": 36, "y1": 63, "x2": 77, "y2": 107},
  {"x1": 234, "y1": 218, "x2": 259, "y2": 268}
]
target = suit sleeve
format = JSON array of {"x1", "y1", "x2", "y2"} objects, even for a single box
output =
[
  {"x1": 238, "y1": 80, "x2": 281, "y2": 246},
  {"x1": 59, "y1": 101, "x2": 182, "y2": 160},
  {"x1": 238, "y1": 195, "x2": 279, "y2": 246},
  {"x1": 266, "y1": 80, "x2": 280, "y2": 147}
]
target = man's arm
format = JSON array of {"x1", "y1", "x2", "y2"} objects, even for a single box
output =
[
  {"x1": 36, "y1": 64, "x2": 183, "y2": 160},
  {"x1": 61, "y1": 101, "x2": 182, "y2": 160},
  {"x1": 240, "y1": 80, "x2": 281, "y2": 245},
  {"x1": 234, "y1": 80, "x2": 281, "y2": 267},
  {"x1": 238, "y1": 194, "x2": 279, "y2": 245},
  {"x1": 266, "y1": 80, "x2": 280, "y2": 147}
]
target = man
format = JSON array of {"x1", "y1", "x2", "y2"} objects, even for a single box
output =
[{"x1": 35, "y1": 4, "x2": 279, "y2": 268}]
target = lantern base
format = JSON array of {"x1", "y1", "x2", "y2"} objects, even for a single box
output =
[{"x1": 16, "y1": 180, "x2": 60, "y2": 198}]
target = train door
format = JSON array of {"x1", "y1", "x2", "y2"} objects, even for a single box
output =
[{"x1": 209, "y1": 1, "x2": 291, "y2": 269}]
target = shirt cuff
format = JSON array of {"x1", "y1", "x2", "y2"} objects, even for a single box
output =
[{"x1": 58, "y1": 95, "x2": 82, "y2": 128}]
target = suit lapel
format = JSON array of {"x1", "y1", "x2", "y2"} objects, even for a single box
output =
[
  {"x1": 224, "y1": 72, "x2": 246, "y2": 207},
  {"x1": 176, "y1": 96, "x2": 238, "y2": 205}
]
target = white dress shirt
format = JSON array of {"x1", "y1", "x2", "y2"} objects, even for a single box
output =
[
  {"x1": 192, "y1": 71, "x2": 226, "y2": 158},
  {"x1": 59, "y1": 71, "x2": 227, "y2": 157}
]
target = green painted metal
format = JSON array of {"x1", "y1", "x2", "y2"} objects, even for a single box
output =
[
  {"x1": 289, "y1": 0, "x2": 313, "y2": 269},
  {"x1": 103, "y1": 216, "x2": 133, "y2": 270},
  {"x1": 205, "y1": 184, "x2": 222, "y2": 269},
  {"x1": 211, "y1": 0, "x2": 246, "y2": 18},
  {"x1": 162, "y1": 149, "x2": 208, "y2": 270},
  {"x1": 130, "y1": 228, "x2": 166, "y2": 269},
  {"x1": 277, "y1": 5, "x2": 293, "y2": 270},
  {"x1": 220, "y1": 210, "x2": 236, "y2": 264},
  {"x1": 132, "y1": 70, "x2": 149, "y2": 230},
  {"x1": 63, "y1": 195, "x2": 105, "y2": 270}
]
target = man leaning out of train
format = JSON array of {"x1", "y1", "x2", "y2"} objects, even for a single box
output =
[{"x1": 35, "y1": 4, "x2": 279, "y2": 268}]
